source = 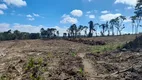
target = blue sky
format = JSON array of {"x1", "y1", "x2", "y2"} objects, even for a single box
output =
[{"x1": 0, "y1": 0, "x2": 141, "y2": 35}]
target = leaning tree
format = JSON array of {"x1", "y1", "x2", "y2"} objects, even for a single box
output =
[
  {"x1": 99, "y1": 22, "x2": 109, "y2": 36},
  {"x1": 130, "y1": 16, "x2": 137, "y2": 34},
  {"x1": 115, "y1": 16, "x2": 126, "y2": 35},
  {"x1": 134, "y1": 0, "x2": 142, "y2": 34}
]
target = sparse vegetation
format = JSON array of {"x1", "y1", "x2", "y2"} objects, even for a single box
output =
[
  {"x1": 71, "y1": 52, "x2": 76, "y2": 57},
  {"x1": 23, "y1": 57, "x2": 48, "y2": 80},
  {"x1": 91, "y1": 42, "x2": 124, "y2": 53}
]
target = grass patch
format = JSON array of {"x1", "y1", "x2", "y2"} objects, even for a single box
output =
[
  {"x1": 91, "y1": 42, "x2": 124, "y2": 53},
  {"x1": 24, "y1": 57, "x2": 48, "y2": 80},
  {"x1": 78, "y1": 68, "x2": 83, "y2": 74},
  {"x1": 71, "y1": 52, "x2": 76, "y2": 57}
]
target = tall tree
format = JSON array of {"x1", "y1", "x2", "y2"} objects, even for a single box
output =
[
  {"x1": 68, "y1": 24, "x2": 77, "y2": 37},
  {"x1": 130, "y1": 16, "x2": 136, "y2": 34},
  {"x1": 135, "y1": 0, "x2": 142, "y2": 34},
  {"x1": 99, "y1": 22, "x2": 108, "y2": 36},
  {"x1": 56, "y1": 31, "x2": 59, "y2": 37},
  {"x1": 77, "y1": 25, "x2": 89, "y2": 37},
  {"x1": 88, "y1": 21, "x2": 95, "y2": 37},
  {"x1": 83, "y1": 26, "x2": 88, "y2": 37},
  {"x1": 94, "y1": 23, "x2": 99, "y2": 36},
  {"x1": 115, "y1": 16, "x2": 126, "y2": 35},
  {"x1": 63, "y1": 33, "x2": 67, "y2": 38},
  {"x1": 47, "y1": 28, "x2": 57, "y2": 38},
  {"x1": 109, "y1": 19, "x2": 116, "y2": 36},
  {"x1": 14, "y1": 30, "x2": 21, "y2": 39},
  {"x1": 40, "y1": 28, "x2": 46, "y2": 38},
  {"x1": 77, "y1": 25, "x2": 84, "y2": 36}
]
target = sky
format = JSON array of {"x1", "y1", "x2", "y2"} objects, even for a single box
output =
[{"x1": 0, "y1": 0, "x2": 141, "y2": 35}]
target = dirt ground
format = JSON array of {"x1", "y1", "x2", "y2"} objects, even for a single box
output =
[{"x1": 0, "y1": 35, "x2": 142, "y2": 80}]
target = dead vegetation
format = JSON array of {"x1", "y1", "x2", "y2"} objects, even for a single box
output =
[{"x1": 65, "y1": 38, "x2": 106, "y2": 45}]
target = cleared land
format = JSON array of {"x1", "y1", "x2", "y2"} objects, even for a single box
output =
[{"x1": 0, "y1": 35, "x2": 142, "y2": 80}]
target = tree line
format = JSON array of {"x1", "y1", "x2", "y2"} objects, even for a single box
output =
[
  {"x1": 0, "y1": 30, "x2": 40, "y2": 41},
  {"x1": 41, "y1": 0, "x2": 142, "y2": 38},
  {"x1": 0, "y1": 0, "x2": 142, "y2": 41}
]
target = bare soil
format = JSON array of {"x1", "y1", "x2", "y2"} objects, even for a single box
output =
[{"x1": 0, "y1": 35, "x2": 142, "y2": 80}]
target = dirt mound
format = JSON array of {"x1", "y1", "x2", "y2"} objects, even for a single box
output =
[
  {"x1": 123, "y1": 35, "x2": 142, "y2": 51},
  {"x1": 66, "y1": 38, "x2": 106, "y2": 46}
]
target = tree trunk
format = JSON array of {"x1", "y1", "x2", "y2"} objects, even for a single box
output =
[
  {"x1": 132, "y1": 25, "x2": 134, "y2": 34},
  {"x1": 117, "y1": 30, "x2": 119, "y2": 36},
  {"x1": 112, "y1": 27, "x2": 114, "y2": 36},
  {"x1": 135, "y1": 26, "x2": 137, "y2": 34},
  {"x1": 118, "y1": 29, "x2": 121, "y2": 36}
]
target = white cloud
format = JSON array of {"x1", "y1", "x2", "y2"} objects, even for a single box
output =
[
  {"x1": 89, "y1": 15, "x2": 95, "y2": 19},
  {"x1": 0, "y1": 4, "x2": 8, "y2": 10},
  {"x1": 86, "y1": 10, "x2": 98, "y2": 14},
  {"x1": 0, "y1": 23, "x2": 10, "y2": 32},
  {"x1": 26, "y1": 13, "x2": 42, "y2": 21},
  {"x1": 28, "y1": 18, "x2": 35, "y2": 21},
  {"x1": 0, "y1": 23, "x2": 68, "y2": 36},
  {"x1": 125, "y1": 6, "x2": 134, "y2": 10},
  {"x1": 100, "y1": 13, "x2": 122, "y2": 21},
  {"x1": 13, "y1": 24, "x2": 67, "y2": 36},
  {"x1": 3, "y1": 0, "x2": 27, "y2": 7},
  {"x1": 87, "y1": 11, "x2": 91, "y2": 14},
  {"x1": 60, "y1": 14, "x2": 78, "y2": 24},
  {"x1": 101, "y1": 10, "x2": 110, "y2": 14},
  {"x1": 26, "y1": 14, "x2": 32, "y2": 18},
  {"x1": 71, "y1": 9, "x2": 83, "y2": 17},
  {"x1": 26, "y1": 15, "x2": 35, "y2": 21},
  {"x1": 12, "y1": 23, "x2": 44, "y2": 33},
  {"x1": 33, "y1": 13, "x2": 39, "y2": 17},
  {"x1": 0, "y1": 10, "x2": 4, "y2": 15},
  {"x1": 114, "y1": 0, "x2": 137, "y2": 6}
]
